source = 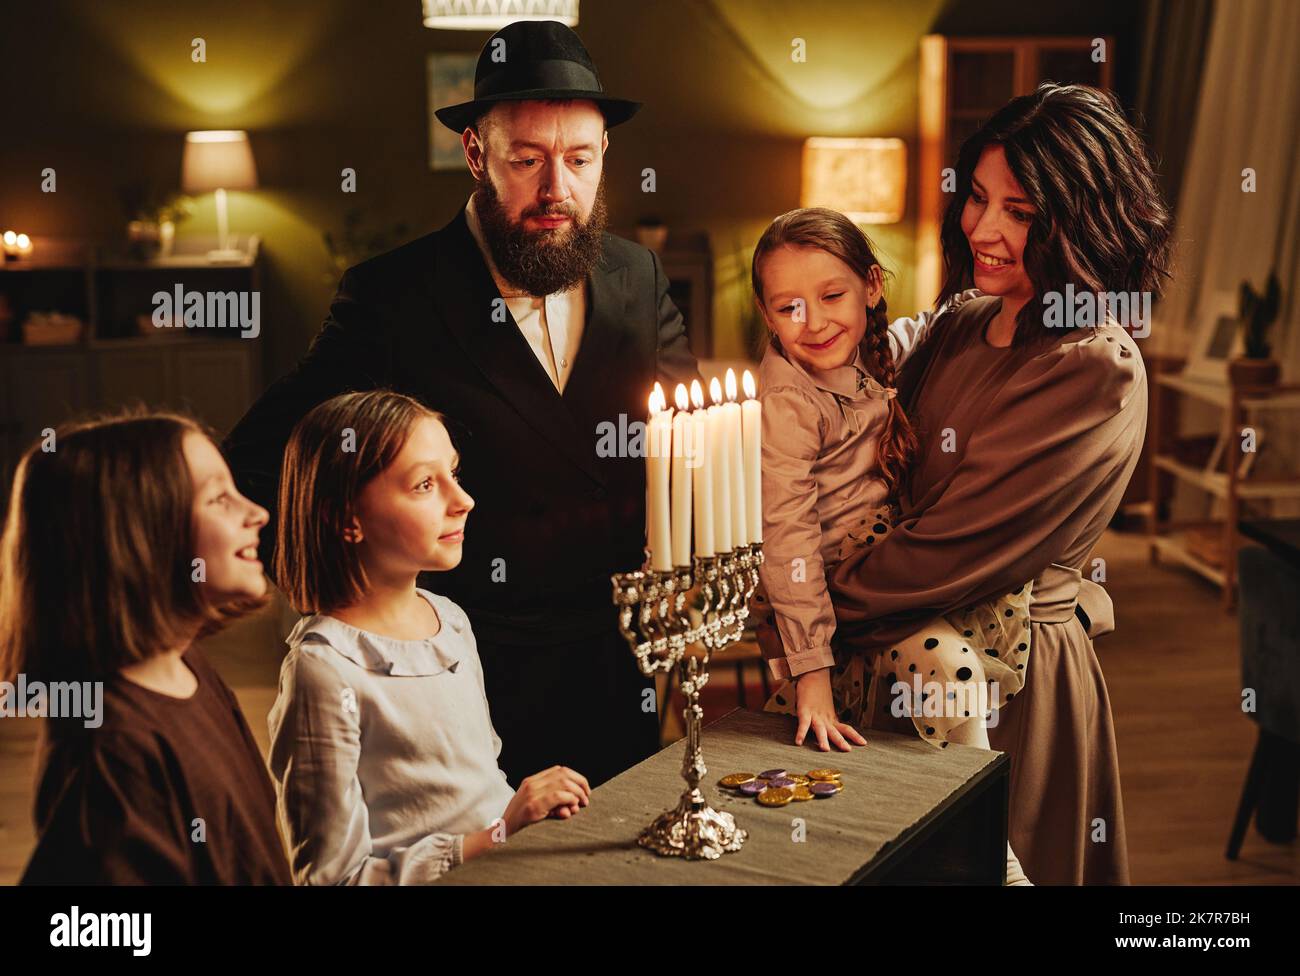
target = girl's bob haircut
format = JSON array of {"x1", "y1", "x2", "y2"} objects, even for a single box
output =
[{"x1": 275, "y1": 389, "x2": 446, "y2": 615}]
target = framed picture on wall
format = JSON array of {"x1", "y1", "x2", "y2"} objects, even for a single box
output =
[
  {"x1": 1184, "y1": 290, "x2": 1243, "y2": 383},
  {"x1": 428, "y1": 53, "x2": 475, "y2": 171}
]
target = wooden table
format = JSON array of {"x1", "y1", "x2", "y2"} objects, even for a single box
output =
[{"x1": 437, "y1": 709, "x2": 1009, "y2": 885}]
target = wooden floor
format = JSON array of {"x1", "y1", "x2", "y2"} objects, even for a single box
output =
[{"x1": 1, "y1": 527, "x2": 1295, "y2": 884}]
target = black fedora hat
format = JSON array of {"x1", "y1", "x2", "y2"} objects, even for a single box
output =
[{"x1": 435, "y1": 20, "x2": 640, "y2": 133}]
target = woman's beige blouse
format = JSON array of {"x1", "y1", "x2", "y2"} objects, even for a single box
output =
[{"x1": 828, "y1": 295, "x2": 1146, "y2": 655}]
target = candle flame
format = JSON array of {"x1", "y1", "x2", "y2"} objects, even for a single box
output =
[
  {"x1": 709, "y1": 376, "x2": 723, "y2": 405},
  {"x1": 2, "y1": 231, "x2": 14, "y2": 246},
  {"x1": 674, "y1": 383, "x2": 689, "y2": 411},
  {"x1": 690, "y1": 378, "x2": 705, "y2": 409},
  {"x1": 725, "y1": 368, "x2": 737, "y2": 402},
  {"x1": 647, "y1": 390, "x2": 660, "y2": 415},
  {"x1": 742, "y1": 369, "x2": 756, "y2": 399},
  {"x1": 15, "y1": 233, "x2": 30, "y2": 248},
  {"x1": 653, "y1": 381, "x2": 665, "y2": 410}
]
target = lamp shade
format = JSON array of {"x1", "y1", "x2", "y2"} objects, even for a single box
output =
[
  {"x1": 800, "y1": 137, "x2": 906, "y2": 224},
  {"x1": 181, "y1": 131, "x2": 258, "y2": 193},
  {"x1": 422, "y1": 0, "x2": 579, "y2": 30}
]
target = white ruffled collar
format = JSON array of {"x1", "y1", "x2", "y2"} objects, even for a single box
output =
[{"x1": 285, "y1": 589, "x2": 467, "y2": 677}]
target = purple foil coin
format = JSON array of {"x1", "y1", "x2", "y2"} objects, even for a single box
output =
[
  {"x1": 767, "y1": 777, "x2": 797, "y2": 789},
  {"x1": 757, "y1": 768, "x2": 787, "y2": 780},
  {"x1": 738, "y1": 781, "x2": 766, "y2": 796},
  {"x1": 809, "y1": 781, "x2": 840, "y2": 797}
]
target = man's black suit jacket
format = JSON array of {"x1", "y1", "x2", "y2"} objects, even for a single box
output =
[{"x1": 224, "y1": 207, "x2": 702, "y2": 645}]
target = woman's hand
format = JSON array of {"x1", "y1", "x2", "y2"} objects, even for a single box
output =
[
  {"x1": 501, "y1": 765, "x2": 591, "y2": 835},
  {"x1": 795, "y1": 667, "x2": 868, "y2": 751}
]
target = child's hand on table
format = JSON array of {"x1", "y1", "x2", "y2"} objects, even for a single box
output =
[
  {"x1": 465, "y1": 766, "x2": 591, "y2": 862},
  {"x1": 795, "y1": 667, "x2": 868, "y2": 752},
  {"x1": 503, "y1": 765, "x2": 591, "y2": 834}
]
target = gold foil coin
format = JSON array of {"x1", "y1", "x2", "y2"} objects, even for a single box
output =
[
  {"x1": 808, "y1": 768, "x2": 842, "y2": 781},
  {"x1": 719, "y1": 772, "x2": 756, "y2": 788},
  {"x1": 757, "y1": 787, "x2": 794, "y2": 806}
]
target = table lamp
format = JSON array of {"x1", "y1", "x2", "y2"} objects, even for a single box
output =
[
  {"x1": 801, "y1": 137, "x2": 906, "y2": 224},
  {"x1": 181, "y1": 130, "x2": 258, "y2": 262}
]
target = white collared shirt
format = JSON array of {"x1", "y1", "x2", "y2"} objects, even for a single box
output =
[{"x1": 464, "y1": 193, "x2": 587, "y2": 393}]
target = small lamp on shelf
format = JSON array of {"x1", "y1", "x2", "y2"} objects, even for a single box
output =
[
  {"x1": 181, "y1": 130, "x2": 258, "y2": 263},
  {"x1": 801, "y1": 137, "x2": 906, "y2": 224}
]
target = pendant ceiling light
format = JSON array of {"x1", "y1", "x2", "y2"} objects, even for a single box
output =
[{"x1": 422, "y1": 0, "x2": 579, "y2": 30}]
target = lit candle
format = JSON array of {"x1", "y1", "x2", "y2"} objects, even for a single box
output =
[
  {"x1": 646, "y1": 384, "x2": 673, "y2": 572},
  {"x1": 1, "y1": 230, "x2": 16, "y2": 258},
  {"x1": 724, "y1": 369, "x2": 747, "y2": 548},
  {"x1": 670, "y1": 384, "x2": 693, "y2": 567},
  {"x1": 689, "y1": 379, "x2": 714, "y2": 558},
  {"x1": 14, "y1": 233, "x2": 32, "y2": 259},
  {"x1": 742, "y1": 370, "x2": 762, "y2": 544},
  {"x1": 708, "y1": 377, "x2": 732, "y2": 553}
]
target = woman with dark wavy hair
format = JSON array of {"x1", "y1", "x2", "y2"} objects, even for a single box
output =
[{"x1": 829, "y1": 83, "x2": 1172, "y2": 885}]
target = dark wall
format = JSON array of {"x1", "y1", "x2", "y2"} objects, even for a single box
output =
[{"x1": 1, "y1": 0, "x2": 1150, "y2": 379}]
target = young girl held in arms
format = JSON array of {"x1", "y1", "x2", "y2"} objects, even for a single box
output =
[{"x1": 749, "y1": 207, "x2": 1033, "y2": 884}]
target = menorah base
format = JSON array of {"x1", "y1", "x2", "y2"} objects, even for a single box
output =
[{"x1": 636, "y1": 789, "x2": 748, "y2": 860}]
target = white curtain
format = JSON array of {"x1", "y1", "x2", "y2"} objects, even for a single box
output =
[{"x1": 1154, "y1": 0, "x2": 1300, "y2": 511}]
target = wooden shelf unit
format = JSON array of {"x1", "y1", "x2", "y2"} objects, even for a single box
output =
[
  {"x1": 1146, "y1": 364, "x2": 1300, "y2": 610},
  {"x1": 0, "y1": 236, "x2": 264, "y2": 507}
]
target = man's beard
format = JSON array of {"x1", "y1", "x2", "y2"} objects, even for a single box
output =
[{"x1": 475, "y1": 172, "x2": 608, "y2": 297}]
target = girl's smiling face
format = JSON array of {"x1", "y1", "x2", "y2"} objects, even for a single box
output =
[
  {"x1": 185, "y1": 432, "x2": 269, "y2": 604},
  {"x1": 961, "y1": 144, "x2": 1036, "y2": 305},
  {"x1": 347, "y1": 416, "x2": 474, "y2": 578},
  {"x1": 758, "y1": 244, "x2": 883, "y2": 371}
]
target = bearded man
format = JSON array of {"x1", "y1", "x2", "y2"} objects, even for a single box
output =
[{"x1": 223, "y1": 20, "x2": 700, "y2": 789}]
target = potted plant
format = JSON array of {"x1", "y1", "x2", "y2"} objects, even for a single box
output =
[
  {"x1": 1229, "y1": 271, "x2": 1282, "y2": 387},
  {"x1": 322, "y1": 208, "x2": 410, "y2": 283},
  {"x1": 153, "y1": 194, "x2": 194, "y2": 257},
  {"x1": 120, "y1": 183, "x2": 194, "y2": 260}
]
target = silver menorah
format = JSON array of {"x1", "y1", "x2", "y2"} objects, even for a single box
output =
[{"x1": 611, "y1": 542, "x2": 764, "y2": 859}]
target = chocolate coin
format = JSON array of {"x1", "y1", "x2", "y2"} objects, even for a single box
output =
[
  {"x1": 719, "y1": 772, "x2": 756, "y2": 788},
  {"x1": 757, "y1": 787, "x2": 794, "y2": 806}
]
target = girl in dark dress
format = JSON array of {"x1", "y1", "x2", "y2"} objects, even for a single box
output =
[{"x1": 0, "y1": 411, "x2": 291, "y2": 884}]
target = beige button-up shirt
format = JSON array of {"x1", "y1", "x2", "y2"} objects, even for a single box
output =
[
  {"x1": 464, "y1": 193, "x2": 586, "y2": 393},
  {"x1": 758, "y1": 293, "x2": 977, "y2": 680}
]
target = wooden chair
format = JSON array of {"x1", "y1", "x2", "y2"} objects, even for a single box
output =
[{"x1": 1227, "y1": 545, "x2": 1300, "y2": 858}]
